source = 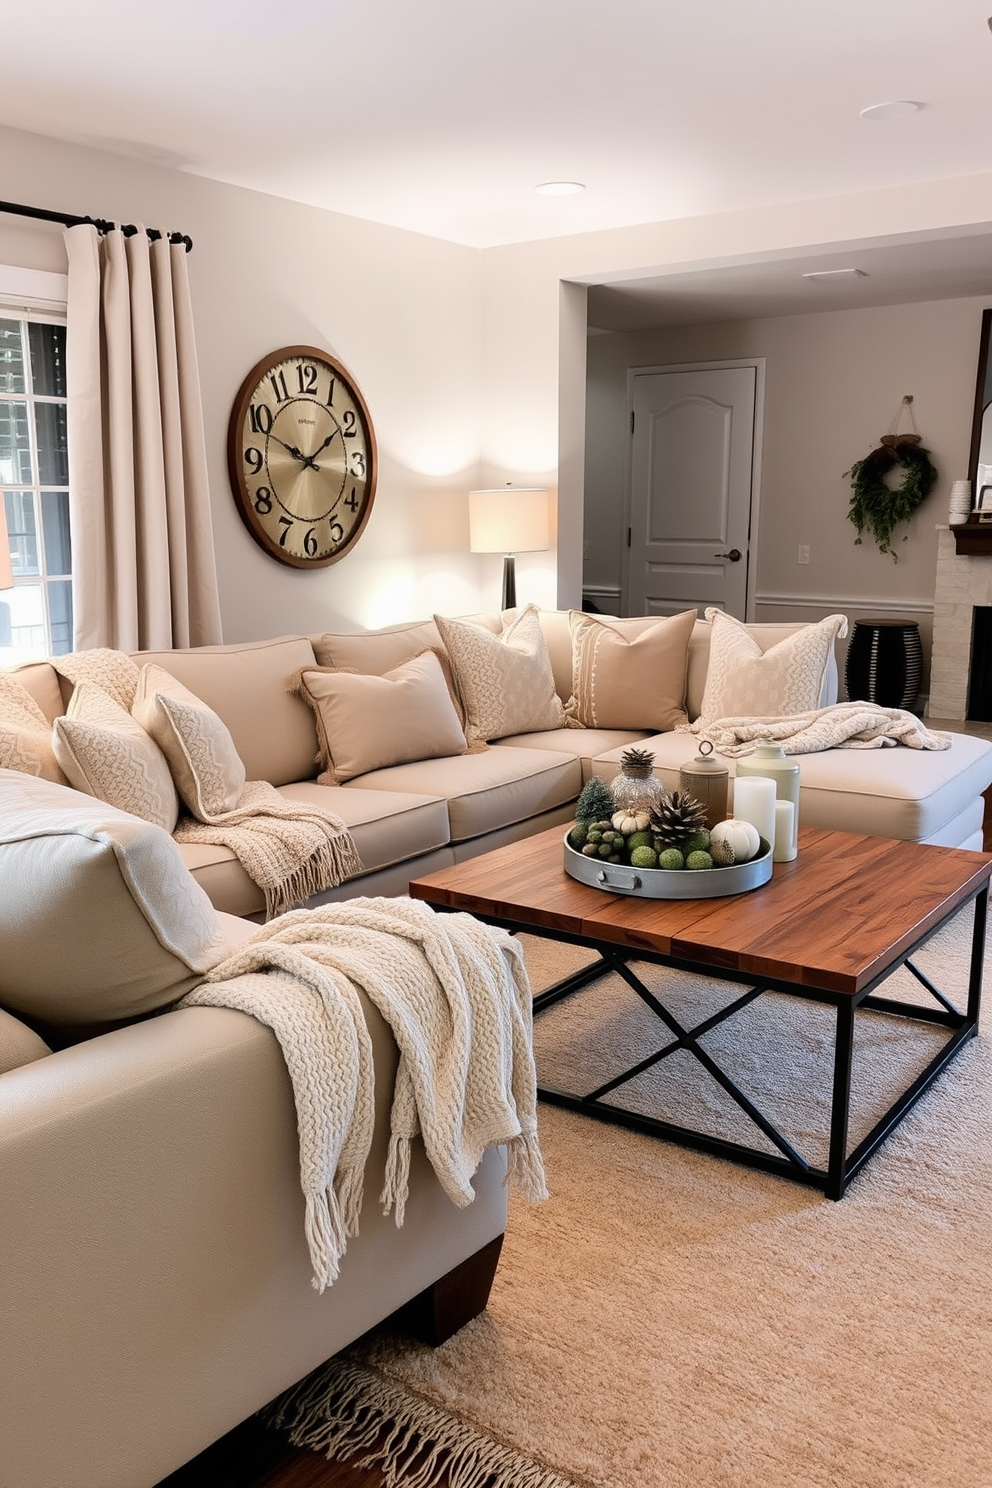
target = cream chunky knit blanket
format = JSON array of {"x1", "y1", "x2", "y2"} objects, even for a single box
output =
[
  {"x1": 53, "y1": 649, "x2": 362, "y2": 915},
  {"x1": 683, "y1": 701, "x2": 952, "y2": 756},
  {"x1": 179, "y1": 897, "x2": 548, "y2": 1291}
]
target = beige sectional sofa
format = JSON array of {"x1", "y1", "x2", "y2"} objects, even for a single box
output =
[{"x1": 2, "y1": 604, "x2": 991, "y2": 1488}]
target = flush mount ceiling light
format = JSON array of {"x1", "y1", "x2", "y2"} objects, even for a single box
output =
[
  {"x1": 534, "y1": 181, "x2": 585, "y2": 196},
  {"x1": 802, "y1": 268, "x2": 869, "y2": 282},
  {"x1": 859, "y1": 100, "x2": 921, "y2": 121}
]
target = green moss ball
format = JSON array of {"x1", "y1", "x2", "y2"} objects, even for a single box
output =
[
  {"x1": 627, "y1": 830, "x2": 652, "y2": 851},
  {"x1": 658, "y1": 848, "x2": 685, "y2": 871},
  {"x1": 568, "y1": 821, "x2": 589, "y2": 849},
  {"x1": 630, "y1": 846, "x2": 658, "y2": 869},
  {"x1": 686, "y1": 850, "x2": 714, "y2": 871},
  {"x1": 683, "y1": 830, "x2": 711, "y2": 856}
]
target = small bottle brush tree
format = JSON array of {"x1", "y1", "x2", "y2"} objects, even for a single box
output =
[{"x1": 575, "y1": 777, "x2": 616, "y2": 823}]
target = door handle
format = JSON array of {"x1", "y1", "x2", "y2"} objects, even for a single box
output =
[{"x1": 715, "y1": 548, "x2": 742, "y2": 562}]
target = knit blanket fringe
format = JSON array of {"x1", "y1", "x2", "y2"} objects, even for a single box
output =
[
  {"x1": 265, "y1": 1357, "x2": 579, "y2": 1488},
  {"x1": 179, "y1": 897, "x2": 548, "y2": 1291}
]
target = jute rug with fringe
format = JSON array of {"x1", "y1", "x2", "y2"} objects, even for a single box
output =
[{"x1": 269, "y1": 907, "x2": 992, "y2": 1488}]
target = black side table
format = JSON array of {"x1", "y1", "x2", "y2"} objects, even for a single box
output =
[{"x1": 845, "y1": 619, "x2": 923, "y2": 710}]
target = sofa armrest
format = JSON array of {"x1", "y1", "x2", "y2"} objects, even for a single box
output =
[{"x1": 0, "y1": 1002, "x2": 507, "y2": 1488}]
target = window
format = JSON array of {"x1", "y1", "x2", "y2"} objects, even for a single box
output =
[{"x1": 0, "y1": 297, "x2": 71, "y2": 665}]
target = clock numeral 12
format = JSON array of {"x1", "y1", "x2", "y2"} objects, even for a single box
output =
[{"x1": 297, "y1": 364, "x2": 318, "y2": 395}]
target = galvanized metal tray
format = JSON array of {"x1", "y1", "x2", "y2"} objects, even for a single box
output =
[{"x1": 563, "y1": 832, "x2": 773, "y2": 899}]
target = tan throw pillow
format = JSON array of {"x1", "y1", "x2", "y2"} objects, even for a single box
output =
[
  {"x1": 566, "y1": 609, "x2": 697, "y2": 731},
  {"x1": 434, "y1": 604, "x2": 565, "y2": 742},
  {"x1": 0, "y1": 770, "x2": 231, "y2": 1030},
  {"x1": 52, "y1": 682, "x2": 179, "y2": 831},
  {"x1": 0, "y1": 672, "x2": 68, "y2": 784},
  {"x1": 132, "y1": 664, "x2": 246, "y2": 819},
  {"x1": 697, "y1": 608, "x2": 849, "y2": 722},
  {"x1": 295, "y1": 649, "x2": 467, "y2": 782},
  {"x1": 311, "y1": 619, "x2": 445, "y2": 674}
]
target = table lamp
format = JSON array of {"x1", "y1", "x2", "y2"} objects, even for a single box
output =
[{"x1": 469, "y1": 484, "x2": 549, "y2": 610}]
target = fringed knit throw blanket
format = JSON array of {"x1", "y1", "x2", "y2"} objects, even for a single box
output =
[
  {"x1": 52, "y1": 648, "x2": 362, "y2": 915},
  {"x1": 179, "y1": 897, "x2": 548, "y2": 1291},
  {"x1": 683, "y1": 702, "x2": 952, "y2": 756}
]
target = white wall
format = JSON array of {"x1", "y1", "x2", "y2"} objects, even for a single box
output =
[{"x1": 0, "y1": 124, "x2": 487, "y2": 640}]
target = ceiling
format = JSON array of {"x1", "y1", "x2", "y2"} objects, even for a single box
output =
[{"x1": 5, "y1": 0, "x2": 992, "y2": 324}]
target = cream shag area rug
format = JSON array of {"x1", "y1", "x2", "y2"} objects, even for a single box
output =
[{"x1": 270, "y1": 906, "x2": 992, "y2": 1488}]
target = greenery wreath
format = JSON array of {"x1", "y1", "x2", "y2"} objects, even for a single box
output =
[{"x1": 843, "y1": 436, "x2": 938, "y2": 561}]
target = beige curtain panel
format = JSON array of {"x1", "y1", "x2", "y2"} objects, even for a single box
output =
[{"x1": 64, "y1": 223, "x2": 223, "y2": 651}]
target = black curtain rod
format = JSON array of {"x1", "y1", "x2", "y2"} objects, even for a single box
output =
[{"x1": 0, "y1": 199, "x2": 192, "y2": 252}]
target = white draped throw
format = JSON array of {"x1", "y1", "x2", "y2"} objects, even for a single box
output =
[{"x1": 64, "y1": 223, "x2": 223, "y2": 652}]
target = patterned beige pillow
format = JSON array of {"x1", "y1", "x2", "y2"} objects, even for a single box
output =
[
  {"x1": 433, "y1": 605, "x2": 565, "y2": 742},
  {"x1": 0, "y1": 672, "x2": 69, "y2": 784},
  {"x1": 566, "y1": 609, "x2": 697, "y2": 731},
  {"x1": 697, "y1": 608, "x2": 849, "y2": 722},
  {"x1": 132, "y1": 664, "x2": 246, "y2": 820},
  {"x1": 295, "y1": 649, "x2": 468, "y2": 782},
  {"x1": 52, "y1": 682, "x2": 179, "y2": 831}
]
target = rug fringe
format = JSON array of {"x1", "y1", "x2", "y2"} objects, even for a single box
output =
[{"x1": 264, "y1": 1357, "x2": 580, "y2": 1488}]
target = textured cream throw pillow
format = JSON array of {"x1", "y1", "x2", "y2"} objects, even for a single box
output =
[
  {"x1": 434, "y1": 605, "x2": 565, "y2": 742},
  {"x1": 132, "y1": 664, "x2": 247, "y2": 819},
  {"x1": 566, "y1": 609, "x2": 697, "y2": 731},
  {"x1": 296, "y1": 649, "x2": 467, "y2": 782},
  {"x1": 53, "y1": 682, "x2": 179, "y2": 831},
  {"x1": 0, "y1": 672, "x2": 68, "y2": 784},
  {"x1": 697, "y1": 608, "x2": 849, "y2": 722}
]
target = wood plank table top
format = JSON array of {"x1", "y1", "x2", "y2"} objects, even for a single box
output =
[{"x1": 410, "y1": 826, "x2": 992, "y2": 996}]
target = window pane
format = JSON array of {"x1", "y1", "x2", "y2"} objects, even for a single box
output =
[
  {"x1": 0, "y1": 400, "x2": 31, "y2": 483},
  {"x1": 28, "y1": 322, "x2": 67, "y2": 397},
  {"x1": 0, "y1": 581, "x2": 45, "y2": 666},
  {"x1": 47, "y1": 578, "x2": 73, "y2": 655},
  {"x1": 0, "y1": 319, "x2": 25, "y2": 395},
  {"x1": 4, "y1": 490, "x2": 39, "y2": 576},
  {"x1": 35, "y1": 401, "x2": 68, "y2": 486},
  {"x1": 42, "y1": 490, "x2": 72, "y2": 575}
]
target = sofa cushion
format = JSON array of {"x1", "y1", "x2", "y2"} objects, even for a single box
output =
[
  {"x1": 434, "y1": 605, "x2": 564, "y2": 742},
  {"x1": 0, "y1": 1007, "x2": 51, "y2": 1073},
  {"x1": 178, "y1": 782, "x2": 452, "y2": 915},
  {"x1": 350, "y1": 746, "x2": 581, "y2": 843},
  {"x1": 53, "y1": 681, "x2": 180, "y2": 831},
  {"x1": 566, "y1": 609, "x2": 697, "y2": 732},
  {"x1": 697, "y1": 609, "x2": 848, "y2": 722},
  {"x1": 294, "y1": 650, "x2": 467, "y2": 783},
  {"x1": 133, "y1": 665, "x2": 246, "y2": 819},
  {"x1": 5, "y1": 660, "x2": 66, "y2": 722},
  {"x1": 310, "y1": 612, "x2": 502, "y2": 677},
  {"x1": 0, "y1": 770, "x2": 234, "y2": 1028},
  {"x1": 592, "y1": 730, "x2": 992, "y2": 846},
  {"x1": 494, "y1": 727, "x2": 651, "y2": 782},
  {"x1": 133, "y1": 636, "x2": 319, "y2": 787},
  {"x1": 0, "y1": 671, "x2": 68, "y2": 784}
]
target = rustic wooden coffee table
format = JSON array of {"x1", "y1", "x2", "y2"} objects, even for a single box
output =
[{"x1": 410, "y1": 825, "x2": 990, "y2": 1198}]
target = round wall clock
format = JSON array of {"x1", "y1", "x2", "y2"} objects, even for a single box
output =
[{"x1": 227, "y1": 345, "x2": 377, "y2": 568}]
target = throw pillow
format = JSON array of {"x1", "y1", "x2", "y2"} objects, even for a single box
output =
[
  {"x1": 566, "y1": 609, "x2": 697, "y2": 732},
  {"x1": 295, "y1": 649, "x2": 468, "y2": 783},
  {"x1": 697, "y1": 608, "x2": 849, "y2": 722},
  {"x1": 52, "y1": 681, "x2": 179, "y2": 831},
  {"x1": 433, "y1": 604, "x2": 565, "y2": 742},
  {"x1": 132, "y1": 664, "x2": 247, "y2": 819},
  {"x1": 0, "y1": 770, "x2": 233, "y2": 1030},
  {"x1": 0, "y1": 672, "x2": 68, "y2": 784}
]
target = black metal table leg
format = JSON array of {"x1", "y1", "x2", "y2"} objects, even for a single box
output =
[{"x1": 826, "y1": 999, "x2": 855, "y2": 1200}]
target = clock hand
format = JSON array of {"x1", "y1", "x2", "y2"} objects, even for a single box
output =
[
  {"x1": 267, "y1": 433, "x2": 316, "y2": 467},
  {"x1": 308, "y1": 429, "x2": 342, "y2": 463}
]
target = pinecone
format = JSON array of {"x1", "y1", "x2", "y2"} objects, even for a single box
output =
[
  {"x1": 649, "y1": 789, "x2": 709, "y2": 848},
  {"x1": 617, "y1": 747, "x2": 656, "y2": 779},
  {"x1": 611, "y1": 746, "x2": 665, "y2": 813}
]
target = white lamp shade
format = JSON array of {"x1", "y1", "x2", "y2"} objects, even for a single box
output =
[
  {"x1": 469, "y1": 487, "x2": 549, "y2": 555},
  {"x1": 0, "y1": 506, "x2": 13, "y2": 591}
]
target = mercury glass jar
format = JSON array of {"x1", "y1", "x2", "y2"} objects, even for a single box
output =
[{"x1": 609, "y1": 747, "x2": 666, "y2": 814}]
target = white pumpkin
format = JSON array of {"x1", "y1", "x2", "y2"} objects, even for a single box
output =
[
  {"x1": 612, "y1": 809, "x2": 651, "y2": 835},
  {"x1": 709, "y1": 818, "x2": 761, "y2": 864}
]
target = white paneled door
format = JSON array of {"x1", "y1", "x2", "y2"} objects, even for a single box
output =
[{"x1": 624, "y1": 363, "x2": 760, "y2": 619}]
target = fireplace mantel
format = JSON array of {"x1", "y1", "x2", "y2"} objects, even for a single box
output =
[{"x1": 951, "y1": 522, "x2": 992, "y2": 556}]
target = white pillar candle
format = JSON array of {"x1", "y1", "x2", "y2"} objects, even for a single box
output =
[
  {"x1": 773, "y1": 800, "x2": 797, "y2": 863},
  {"x1": 732, "y1": 776, "x2": 777, "y2": 852}
]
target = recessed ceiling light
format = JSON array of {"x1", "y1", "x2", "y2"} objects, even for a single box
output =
[
  {"x1": 535, "y1": 181, "x2": 585, "y2": 196},
  {"x1": 859, "y1": 100, "x2": 921, "y2": 122},
  {"x1": 802, "y1": 268, "x2": 869, "y2": 282}
]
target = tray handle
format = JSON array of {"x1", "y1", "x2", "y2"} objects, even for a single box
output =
[{"x1": 597, "y1": 866, "x2": 643, "y2": 893}]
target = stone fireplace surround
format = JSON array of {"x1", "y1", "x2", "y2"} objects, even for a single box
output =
[{"x1": 930, "y1": 526, "x2": 992, "y2": 719}]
